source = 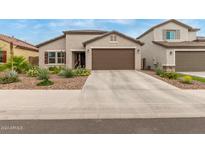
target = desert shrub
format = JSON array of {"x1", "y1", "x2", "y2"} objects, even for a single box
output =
[
  {"x1": 48, "y1": 66, "x2": 64, "y2": 74},
  {"x1": 59, "y1": 69, "x2": 75, "y2": 78},
  {"x1": 0, "y1": 70, "x2": 19, "y2": 84},
  {"x1": 26, "y1": 66, "x2": 39, "y2": 77},
  {"x1": 155, "y1": 68, "x2": 164, "y2": 76},
  {"x1": 0, "y1": 64, "x2": 7, "y2": 72},
  {"x1": 74, "y1": 68, "x2": 91, "y2": 76},
  {"x1": 164, "y1": 72, "x2": 178, "y2": 79},
  {"x1": 36, "y1": 79, "x2": 54, "y2": 86},
  {"x1": 179, "y1": 75, "x2": 193, "y2": 84},
  {"x1": 37, "y1": 68, "x2": 49, "y2": 80},
  {"x1": 6, "y1": 56, "x2": 30, "y2": 73}
]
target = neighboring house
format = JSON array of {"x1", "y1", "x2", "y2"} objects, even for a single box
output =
[
  {"x1": 0, "y1": 34, "x2": 38, "y2": 64},
  {"x1": 37, "y1": 30, "x2": 143, "y2": 70},
  {"x1": 138, "y1": 19, "x2": 205, "y2": 72}
]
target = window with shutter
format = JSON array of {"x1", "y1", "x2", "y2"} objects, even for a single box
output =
[{"x1": 0, "y1": 51, "x2": 7, "y2": 63}]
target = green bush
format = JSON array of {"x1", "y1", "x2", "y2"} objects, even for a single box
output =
[
  {"x1": 59, "y1": 69, "x2": 75, "y2": 78},
  {"x1": 37, "y1": 68, "x2": 49, "y2": 80},
  {"x1": 6, "y1": 56, "x2": 30, "y2": 73},
  {"x1": 36, "y1": 79, "x2": 54, "y2": 86},
  {"x1": 179, "y1": 75, "x2": 193, "y2": 84},
  {"x1": 74, "y1": 68, "x2": 91, "y2": 76},
  {"x1": 26, "y1": 67, "x2": 39, "y2": 77},
  {"x1": 0, "y1": 70, "x2": 19, "y2": 84},
  {"x1": 163, "y1": 72, "x2": 178, "y2": 79},
  {"x1": 0, "y1": 64, "x2": 7, "y2": 72},
  {"x1": 48, "y1": 66, "x2": 64, "y2": 74},
  {"x1": 155, "y1": 68, "x2": 164, "y2": 76}
]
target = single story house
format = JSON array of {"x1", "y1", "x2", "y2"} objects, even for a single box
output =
[
  {"x1": 37, "y1": 30, "x2": 143, "y2": 70},
  {"x1": 137, "y1": 19, "x2": 205, "y2": 72},
  {"x1": 0, "y1": 34, "x2": 38, "y2": 64}
]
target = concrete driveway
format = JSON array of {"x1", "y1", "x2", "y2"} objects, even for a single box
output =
[
  {"x1": 1, "y1": 70, "x2": 205, "y2": 120},
  {"x1": 179, "y1": 72, "x2": 205, "y2": 78}
]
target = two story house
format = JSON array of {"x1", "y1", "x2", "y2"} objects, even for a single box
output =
[
  {"x1": 37, "y1": 30, "x2": 143, "y2": 70},
  {"x1": 138, "y1": 19, "x2": 205, "y2": 72}
]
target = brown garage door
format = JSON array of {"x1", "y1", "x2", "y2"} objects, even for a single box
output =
[
  {"x1": 176, "y1": 51, "x2": 205, "y2": 71},
  {"x1": 92, "y1": 49, "x2": 135, "y2": 70}
]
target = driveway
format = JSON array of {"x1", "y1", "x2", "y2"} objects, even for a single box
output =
[
  {"x1": 1, "y1": 70, "x2": 205, "y2": 120},
  {"x1": 179, "y1": 72, "x2": 205, "y2": 78}
]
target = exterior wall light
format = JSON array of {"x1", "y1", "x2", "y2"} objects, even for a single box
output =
[{"x1": 170, "y1": 51, "x2": 173, "y2": 55}]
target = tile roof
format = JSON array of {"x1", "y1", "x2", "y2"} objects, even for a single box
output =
[
  {"x1": 152, "y1": 41, "x2": 205, "y2": 49},
  {"x1": 0, "y1": 34, "x2": 38, "y2": 51}
]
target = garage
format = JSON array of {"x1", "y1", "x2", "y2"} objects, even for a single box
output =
[
  {"x1": 175, "y1": 51, "x2": 205, "y2": 71},
  {"x1": 92, "y1": 48, "x2": 135, "y2": 70}
]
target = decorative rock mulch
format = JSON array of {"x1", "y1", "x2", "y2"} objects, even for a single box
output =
[
  {"x1": 141, "y1": 70, "x2": 205, "y2": 89},
  {"x1": 0, "y1": 72, "x2": 88, "y2": 90}
]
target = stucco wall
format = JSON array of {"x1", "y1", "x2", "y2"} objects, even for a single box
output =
[
  {"x1": 153, "y1": 22, "x2": 197, "y2": 42},
  {"x1": 39, "y1": 37, "x2": 66, "y2": 68},
  {"x1": 139, "y1": 31, "x2": 167, "y2": 69},
  {"x1": 14, "y1": 48, "x2": 38, "y2": 61},
  {"x1": 65, "y1": 34, "x2": 102, "y2": 68},
  {"x1": 85, "y1": 34, "x2": 142, "y2": 70}
]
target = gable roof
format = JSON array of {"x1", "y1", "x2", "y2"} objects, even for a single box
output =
[
  {"x1": 152, "y1": 41, "x2": 205, "y2": 49},
  {"x1": 83, "y1": 30, "x2": 144, "y2": 46},
  {"x1": 36, "y1": 34, "x2": 65, "y2": 47},
  {"x1": 137, "y1": 19, "x2": 200, "y2": 39},
  {"x1": 63, "y1": 30, "x2": 108, "y2": 34},
  {"x1": 0, "y1": 34, "x2": 38, "y2": 51}
]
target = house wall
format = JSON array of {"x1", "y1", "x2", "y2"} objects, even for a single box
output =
[
  {"x1": 14, "y1": 48, "x2": 38, "y2": 61},
  {"x1": 65, "y1": 34, "x2": 102, "y2": 68},
  {"x1": 139, "y1": 31, "x2": 167, "y2": 70},
  {"x1": 153, "y1": 22, "x2": 197, "y2": 42},
  {"x1": 85, "y1": 34, "x2": 142, "y2": 70},
  {"x1": 0, "y1": 40, "x2": 38, "y2": 63},
  {"x1": 39, "y1": 37, "x2": 66, "y2": 68}
]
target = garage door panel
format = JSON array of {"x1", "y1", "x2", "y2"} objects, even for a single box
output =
[
  {"x1": 92, "y1": 49, "x2": 135, "y2": 70},
  {"x1": 176, "y1": 51, "x2": 205, "y2": 71}
]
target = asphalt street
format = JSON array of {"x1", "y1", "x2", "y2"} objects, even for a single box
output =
[{"x1": 0, "y1": 118, "x2": 205, "y2": 134}]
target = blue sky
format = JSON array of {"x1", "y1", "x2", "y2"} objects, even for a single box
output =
[{"x1": 0, "y1": 19, "x2": 205, "y2": 45}]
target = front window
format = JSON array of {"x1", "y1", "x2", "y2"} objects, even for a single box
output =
[
  {"x1": 166, "y1": 30, "x2": 176, "y2": 40},
  {"x1": 48, "y1": 52, "x2": 56, "y2": 64},
  {"x1": 57, "y1": 52, "x2": 65, "y2": 64},
  {"x1": 47, "y1": 51, "x2": 65, "y2": 64}
]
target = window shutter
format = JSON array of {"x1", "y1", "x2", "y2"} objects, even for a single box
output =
[
  {"x1": 64, "y1": 52, "x2": 66, "y2": 64},
  {"x1": 44, "y1": 52, "x2": 48, "y2": 64},
  {"x1": 163, "y1": 30, "x2": 167, "y2": 40},
  {"x1": 2, "y1": 51, "x2": 7, "y2": 63},
  {"x1": 176, "y1": 30, "x2": 180, "y2": 39}
]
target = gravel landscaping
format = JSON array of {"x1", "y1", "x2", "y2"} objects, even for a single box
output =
[
  {"x1": 141, "y1": 70, "x2": 205, "y2": 89},
  {"x1": 0, "y1": 72, "x2": 88, "y2": 90}
]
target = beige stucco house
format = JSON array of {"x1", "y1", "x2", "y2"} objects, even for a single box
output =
[
  {"x1": 37, "y1": 30, "x2": 143, "y2": 70},
  {"x1": 0, "y1": 34, "x2": 38, "y2": 64},
  {"x1": 138, "y1": 19, "x2": 205, "y2": 72}
]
